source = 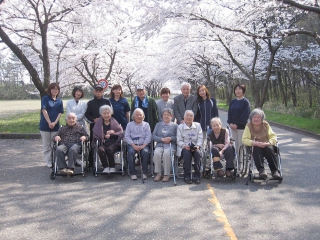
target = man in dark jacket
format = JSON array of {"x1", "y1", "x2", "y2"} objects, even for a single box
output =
[
  {"x1": 130, "y1": 84, "x2": 159, "y2": 132},
  {"x1": 85, "y1": 84, "x2": 112, "y2": 165}
]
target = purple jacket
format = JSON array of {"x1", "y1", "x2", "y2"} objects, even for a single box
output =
[{"x1": 92, "y1": 116, "x2": 124, "y2": 147}]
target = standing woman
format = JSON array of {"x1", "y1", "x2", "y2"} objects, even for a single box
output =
[
  {"x1": 66, "y1": 86, "x2": 87, "y2": 126},
  {"x1": 195, "y1": 85, "x2": 219, "y2": 144},
  {"x1": 109, "y1": 84, "x2": 130, "y2": 131},
  {"x1": 39, "y1": 83, "x2": 64, "y2": 168},
  {"x1": 227, "y1": 84, "x2": 251, "y2": 156}
]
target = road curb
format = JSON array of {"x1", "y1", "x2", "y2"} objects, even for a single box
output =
[{"x1": 0, "y1": 133, "x2": 41, "y2": 139}]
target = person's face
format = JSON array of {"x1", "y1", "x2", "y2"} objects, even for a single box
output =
[
  {"x1": 133, "y1": 110, "x2": 144, "y2": 124},
  {"x1": 184, "y1": 112, "x2": 194, "y2": 124},
  {"x1": 51, "y1": 87, "x2": 59, "y2": 97},
  {"x1": 136, "y1": 89, "x2": 145, "y2": 99},
  {"x1": 67, "y1": 115, "x2": 77, "y2": 126},
  {"x1": 251, "y1": 114, "x2": 262, "y2": 126},
  {"x1": 234, "y1": 87, "x2": 244, "y2": 98},
  {"x1": 112, "y1": 88, "x2": 122, "y2": 97},
  {"x1": 94, "y1": 88, "x2": 104, "y2": 98},
  {"x1": 211, "y1": 121, "x2": 222, "y2": 133},
  {"x1": 162, "y1": 111, "x2": 172, "y2": 123},
  {"x1": 74, "y1": 90, "x2": 82, "y2": 100},
  {"x1": 198, "y1": 87, "x2": 207, "y2": 98},
  {"x1": 181, "y1": 85, "x2": 190, "y2": 98},
  {"x1": 101, "y1": 110, "x2": 111, "y2": 121},
  {"x1": 161, "y1": 93, "x2": 170, "y2": 102}
]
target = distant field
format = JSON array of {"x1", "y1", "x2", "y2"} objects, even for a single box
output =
[{"x1": 0, "y1": 100, "x2": 41, "y2": 118}]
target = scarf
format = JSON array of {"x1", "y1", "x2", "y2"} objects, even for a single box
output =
[{"x1": 134, "y1": 95, "x2": 148, "y2": 108}]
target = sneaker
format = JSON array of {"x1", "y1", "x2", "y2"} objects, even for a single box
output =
[
  {"x1": 217, "y1": 169, "x2": 225, "y2": 177},
  {"x1": 59, "y1": 168, "x2": 67, "y2": 174},
  {"x1": 184, "y1": 177, "x2": 192, "y2": 184},
  {"x1": 272, "y1": 171, "x2": 281, "y2": 180},
  {"x1": 225, "y1": 170, "x2": 231, "y2": 177},
  {"x1": 47, "y1": 163, "x2": 52, "y2": 168},
  {"x1": 143, "y1": 174, "x2": 147, "y2": 180},
  {"x1": 259, "y1": 168, "x2": 268, "y2": 180},
  {"x1": 66, "y1": 169, "x2": 73, "y2": 175},
  {"x1": 131, "y1": 175, "x2": 138, "y2": 180},
  {"x1": 162, "y1": 175, "x2": 170, "y2": 182},
  {"x1": 103, "y1": 167, "x2": 110, "y2": 173},
  {"x1": 193, "y1": 177, "x2": 201, "y2": 184},
  {"x1": 109, "y1": 168, "x2": 116, "y2": 173}
]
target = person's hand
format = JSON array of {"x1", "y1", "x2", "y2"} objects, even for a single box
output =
[
  {"x1": 219, "y1": 150, "x2": 224, "y2": 157},
  {"x1": 138, "y1": 144, "x2": 147, "y2": 151},
  {"x1": 216, "y1": 144, "x2": 224, "y2": 149},
  {"x1": 132, "y1": 144, "x2": 140, "y2": 151},
  {"x1": 94, "y1": 118, "x2": 99, "y2": 123},
  {"x1": 162, "y1": 137, "x2": 171, "y2": 144},
  {"x1": 230, "y1": 124, "x2": 237, "y2": 130},
  {"x1": 105, "y1": 134, "x2": 110, "y2": 139},
  {"x1": 107, "y1": 130, "x2": 115, "y2": 135},
  {"x1": 54, "y1": 136, "x2": 61, "y2": 142},
  {"x1": 183, "y1": 145, "x2": 190, "y2": 151},
  {"x1": 80, "y1": 136, "x2": 86, "y2": 142},
  {"x1": 49, "y1": 122, "x2": 55, "y2": 129},
  {"x1": 191, "y1": 146, "x2": 199, "y2": 152}
]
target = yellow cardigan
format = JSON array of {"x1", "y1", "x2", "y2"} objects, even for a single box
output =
[{"x1": 242, "y1": 122, "x2": 277, "y2": 146}]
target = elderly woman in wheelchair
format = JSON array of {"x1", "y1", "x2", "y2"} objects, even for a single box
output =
[
  {"x1": 242, "y1": 108, "x2": 281, "y2": 180},
  {"x1": 53, "y1": 113, "x2": 88, "y2": 175},
  {"x1": 207, "y1": 117, "x2": 235, "y2": 178}
]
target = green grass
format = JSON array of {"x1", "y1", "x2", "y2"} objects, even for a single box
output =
[
  {"x1": 217, "y1": 102, "x2": 320, "y2": 134},
  {"x1": 1, "y1": 101, "x2": 319, "y2": 135},
  {"x1": 0, "y1": 111, "x2": 66, "y2": 134}
]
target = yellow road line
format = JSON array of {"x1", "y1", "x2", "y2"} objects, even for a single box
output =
[{"x1": 207, "y1": 183, "x2": 237, "y2": 240}]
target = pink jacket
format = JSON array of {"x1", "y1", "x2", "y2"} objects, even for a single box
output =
[{"x1": 92, "y1": 117, "x2": 124, "y2": 146}]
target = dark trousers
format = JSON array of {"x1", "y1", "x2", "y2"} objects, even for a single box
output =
[
  {"x1": 98, "y1": 141, "x2": 120, "y2": 168},
  {"x1": 253, "y1": 146, "x2": 278, "y2": 172},
  {"x1": 127, "y1": 145, "x2": 149, "y2": 175},
  {"x1": 211, "y1": 146, "x2": 235, "y2": 170},
  {"x1": 182, "y1": 149, "x2": 201, "y2": 178}
]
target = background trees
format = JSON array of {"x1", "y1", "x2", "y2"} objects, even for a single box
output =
[{"x1": 0, "y1": 0, "x2": 319, "y2": 117}]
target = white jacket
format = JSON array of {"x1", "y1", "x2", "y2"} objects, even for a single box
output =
[
  {"x1": 66, "y1": 99, "x2": 87, "y2": 126},
  {"x1": 176, "y1": 122, "x2": 203, "y2": 156}
]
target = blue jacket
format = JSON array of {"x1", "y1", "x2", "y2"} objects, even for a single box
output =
[
  {"x1": 195, "y1": 98, "x2": 219, "y2": 131},
  {"x1": 227, "y1": 98, "x2": 251, "y2": 130}
]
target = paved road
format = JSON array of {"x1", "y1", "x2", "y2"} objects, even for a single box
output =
[{"x1": 0, "y1": 110, "x2": 319, "y2": 240}]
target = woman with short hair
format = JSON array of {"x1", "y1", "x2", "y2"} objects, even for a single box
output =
[
  {"x1": 156, "y1": 87, "x2": 174, "y2": 122},
  {"x1": 177, "y1": 110, "x2": 203, "y2": 184},
  {"x1": 39, "y1": 83, "x2": 64, "y2": 167},
  {"x1": 66, "y1": 86, "x2": 87, "y2": 126},
  {"x1": 125, "y1": 108, "x2": 152, "y2": 180},
  {"x1": 242, "y1": 109, "x2": 281, "y2": 180},
  {"x1": 92, "y1": 105, "x2": 124, "y2": 173},
  {"x1": 208, "y1": 117, "x2": 235, "y2": 177},
  {"x1": 152, "y1": 108, "x2": 178, "y2": 182},
  {"x1": 227, "y1": 84, "x2": 251, "y2": 157}
]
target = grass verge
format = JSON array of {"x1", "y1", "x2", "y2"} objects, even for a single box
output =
[
  {"x1": 0, "y1": 111, "x2": 66, "y2": 134},
  {"x1": 217, "y1": 103, "x2": 320, "y2": 134}
]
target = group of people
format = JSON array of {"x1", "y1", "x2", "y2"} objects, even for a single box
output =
[{"x1": 39, "y1": 81, "x2": 281, "y2": 183}]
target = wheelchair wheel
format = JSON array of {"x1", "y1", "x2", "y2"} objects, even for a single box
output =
[
  {"x1": 50, "y1": 172, "x2": 56, "y2": 180},
  {"x1": 202, "y1": 169, "x2": 212, "y2": 179}
]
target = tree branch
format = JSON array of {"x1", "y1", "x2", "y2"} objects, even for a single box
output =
[{"x1": 279, "y1": 0, "x2": 320, "y2": 14}]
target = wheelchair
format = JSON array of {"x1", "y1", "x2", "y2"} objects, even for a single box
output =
[
  {"x1": 93, "y1": 139, "x2": 126, "y2": 177},
  {"x1": 241, "y1": 143, "x2": 283, "y2": 184},
  {"x1": 124, "y1": 139, "x2": 154, "y2": 183},
  {"x1": 152, "y1": 142, "x2": 177, "y2": 186},
  {"x1": 50, "y1": 140, "x2": 90, "y2": 180},
  {"x1": 202, "y1": 127, "x2": 240, "y2": 180}
]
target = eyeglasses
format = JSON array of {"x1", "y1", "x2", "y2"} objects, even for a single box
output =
[{"x1": 95, "y1": 89, "x2": 103, "y2": 92}]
